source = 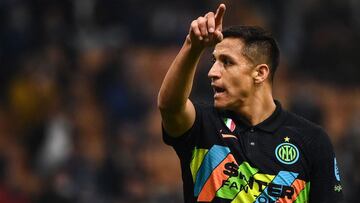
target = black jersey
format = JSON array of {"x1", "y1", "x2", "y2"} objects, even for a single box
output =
[{"x1": 163, "y1": 101, "x2": 343, "y2": 203}]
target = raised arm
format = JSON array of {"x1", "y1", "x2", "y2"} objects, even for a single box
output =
[{"x1": 157, "y1": 4, "x2": 226, "y2": 137}]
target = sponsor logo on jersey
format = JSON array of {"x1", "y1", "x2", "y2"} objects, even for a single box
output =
[
  {"x1": 334, "y1": 184, "x2": 342, "y2": 192},
  {"x1": 190, "y1": 145, "x2": 309, "y2": 202}
]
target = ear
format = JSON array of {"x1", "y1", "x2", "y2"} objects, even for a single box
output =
[{"x1": 252, "y1": 64, "x2": 270, "y2": 84}]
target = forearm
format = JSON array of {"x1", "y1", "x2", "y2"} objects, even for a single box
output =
[{"x1": 158, "y1": 38, "x2": 204, "y2": 112}]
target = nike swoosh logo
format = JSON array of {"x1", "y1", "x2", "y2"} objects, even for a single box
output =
[{"x1": 222, "y1": 134, "x2": 238, "y2": 139}]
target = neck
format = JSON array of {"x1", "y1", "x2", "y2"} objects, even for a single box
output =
[{"x1": 235, "y1": 87, "x2": 276, "y2": 126}]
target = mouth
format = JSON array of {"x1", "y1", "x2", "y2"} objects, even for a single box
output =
[{"x1": 212, "y1": 84, "x2": 226, "y2": 98}]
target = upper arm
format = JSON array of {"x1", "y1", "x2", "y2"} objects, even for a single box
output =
[
  {"x1": 159, "y1": 99, "x2": 196, "y2": 138},
  {"x1": 309, "y1": 130, "x2": 343, "y2": 202}
]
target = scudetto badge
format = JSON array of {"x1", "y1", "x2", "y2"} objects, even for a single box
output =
[{"x1": 275, "y1": 142, "x2": 300, "y2": 165}]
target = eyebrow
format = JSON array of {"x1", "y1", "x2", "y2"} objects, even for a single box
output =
[
  {"x1": 212, "y1": 52, "x2": 237, "y2": 61},
  {"x1": 213, "y1": 51, "x2": 256, "y2": 67}
]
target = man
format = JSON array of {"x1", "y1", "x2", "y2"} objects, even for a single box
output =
[{"x1": 157, "y1": 4, "x2": 343, "y2": 203}]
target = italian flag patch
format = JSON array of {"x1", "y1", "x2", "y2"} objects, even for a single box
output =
[{"x1": 223, "y1": 118, "x2": 236, "y2": 132}]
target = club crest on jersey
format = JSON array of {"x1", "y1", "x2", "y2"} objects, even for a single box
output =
[
  {"x1": 223, "y1": 118, "x2": 236, "y2": 132},
  {"x1": 275, "y1": 137, "x2": 300, "y2": 165}
]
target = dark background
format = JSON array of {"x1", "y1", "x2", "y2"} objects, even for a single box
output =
[{"x1": 0, "y1": 0, "x2": 359, "y2": 202}]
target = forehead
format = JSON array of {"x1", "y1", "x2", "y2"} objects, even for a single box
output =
[{"x1": 213, "y1": 38, "x2": 245, "y2": 56}]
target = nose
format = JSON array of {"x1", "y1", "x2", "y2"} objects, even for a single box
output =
[{"x1": 208, "y1": 63, "x2": 221, "y2": 80}]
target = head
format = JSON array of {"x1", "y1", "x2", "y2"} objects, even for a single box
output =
[{"x1": 208, "y1": 25, "x2": 280, "y2": 110}]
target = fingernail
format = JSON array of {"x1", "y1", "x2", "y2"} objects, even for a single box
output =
[
  {"x1": 199, "y1": 36, "x2": 203, "y2": 40},
  {"x1": 209, "y1": 28, "x2": 214, "y2": 33}
]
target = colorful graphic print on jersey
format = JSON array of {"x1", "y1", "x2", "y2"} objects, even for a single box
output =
[{"x1": 190, "y1": 145, "x2": 310, "y2": 202}]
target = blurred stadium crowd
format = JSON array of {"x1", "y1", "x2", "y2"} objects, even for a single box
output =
[{"x1": 0, "y1": 0, "x2": 359, "y2": 202}]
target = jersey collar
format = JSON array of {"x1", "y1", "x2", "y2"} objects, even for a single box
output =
[
  {"x1": 220, "y1": 100, "x2": 287, "y2": 133},
  {"x1": 255, "y1": 100, "x2": 287, "y2": 132}
]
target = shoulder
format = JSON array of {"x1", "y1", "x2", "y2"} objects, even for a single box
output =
[
  {"x1": 283, "y1": 111, "x2": 330, "y2": 142},
  {"x1": 193, "y1": 101, "x2": 214, "y2": 110},
  {"x1": 193, "y1": 101, "x2": 219, "y2": 118},
  {"x1": 285, "y1": 111, "x2": 322, "y2": 130}
]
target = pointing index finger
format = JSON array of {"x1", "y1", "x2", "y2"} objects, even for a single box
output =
[{"x1": 215, "y1": 4, "x2": 226, "y2": 30}]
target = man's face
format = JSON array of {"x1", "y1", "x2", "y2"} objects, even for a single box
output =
[{"x1": 208, "y1": 37, "x2": 256, "y2": 110}]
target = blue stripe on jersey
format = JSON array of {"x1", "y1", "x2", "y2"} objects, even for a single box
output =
[
  {"x1": 255, "y1": 171, "x2": 298, "y2": 203},
  {"x1": 194, "y1": 145, "x2": 231, "y2": 196}
]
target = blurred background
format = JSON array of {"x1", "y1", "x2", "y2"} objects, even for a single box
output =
[{"x1": 0, "y1": 0, "x2": 359, "y2": 202}]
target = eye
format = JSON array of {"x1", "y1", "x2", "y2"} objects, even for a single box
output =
[
  {"x1": 222, "y1": 58, "x2": 233, "y2": 67},
  {"x1": 223, "y1": 59, "x2": 230, "y2": 66}
]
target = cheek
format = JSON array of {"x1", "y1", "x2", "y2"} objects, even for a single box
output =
[
  {"x1": 227, "y1": 75, "x2": 253, "y2": 96},
  {"x1": 229, "y1": 73, "x2": 252, "y2": 88}
]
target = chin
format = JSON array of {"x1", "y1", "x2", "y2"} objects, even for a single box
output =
[{"x1": 213, "y1": 101, "x2": 228, "y2": 109}]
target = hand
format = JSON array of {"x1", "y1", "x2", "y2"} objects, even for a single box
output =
[{"x1": 187, "y1": 4, "x2": 226, "y2": 49}]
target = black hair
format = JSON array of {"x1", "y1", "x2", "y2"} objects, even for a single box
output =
[{"x1": 222, "y1": 25, "x2": 280, "y2": 81}]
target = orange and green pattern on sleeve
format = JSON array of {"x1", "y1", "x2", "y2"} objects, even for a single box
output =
[{"x1": 293, "y1": 182, "x2": 310, "y2": 203}]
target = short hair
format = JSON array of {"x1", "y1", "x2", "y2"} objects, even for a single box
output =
[{"x1": 222, "y1": 25, "x2": 280, "y2": 82}]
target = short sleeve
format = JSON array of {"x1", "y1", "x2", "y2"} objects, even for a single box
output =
[
  {"x1": 162, "y1": 102, "x2": 204, "y2": 149},
  {"x1": 309, "y1": 128, "x2": 343, "y2": 203}
]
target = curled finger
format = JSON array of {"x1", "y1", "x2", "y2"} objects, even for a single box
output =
[
  {"x1": 205, "y1": 12, "x2": 215, "y2": 33},
  {"x1": 197, "y1": 17, "x2": 208, "y2": 38},
  {"x1": 190, "y1": 20, "x2": 203, "y2": 40}
]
